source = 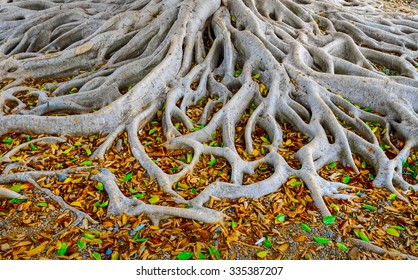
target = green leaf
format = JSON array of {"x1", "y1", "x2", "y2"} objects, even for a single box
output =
[
  {"x1": 275, "y1": 214, "x2": 286, "y2": 223},
  {"x1": 388, "y1": 193, "x2": 396, "y2": 200},
  {"x1": 74, "y1": 142, "x2": 82, "y2": 147},
  {"x1": 10, "y1": 198, "x2": 27, "y2": 204},
  {"x1": 148, "y1": 195, "x2": 159, "y2": 204},
  {"x1": 208, "y1": 247, "x2": 220, "y2": 259},
  {"x1": 231, "y1": 220, "x2": 237, "y2": 230},
  {"x1": 368, "y1": 173, "x2": 374, "y2": 180},
  {"x1": 37, "y1": 202, "x2": 47, "y2": 207},
  {"x1": 149, "y1": 128, "x2": 157, "y2": 135},
  {"x1": 313, "y1": 237, "x2": 330, "y2": 244},
  {"x1": 353, "y1": 229, "x2": 370, "y2": 242},
  {"x1": 85, "y1": 148, "x2": 92, "y2": 156},
  {"x1": 198, "y1": 252, "x2": 205, "y2": 260},
  {"x1": 26, "y1": 135, "x2": 31, "y2": 141},
  {"x1": 63, "y1": 147, "x2": 72, "y2": 154},
  {"x1": 301, "y1": 223, "x2": 311, "y2": 232},
  {"x1": 92, "y1": 252, "x2": 101, "y2": 260},
  {"x1": 386, "y1": 228, "x2": 399, "y2": 237},
  {"x1": 134, "y1": 193, "x2": 145, "y2": 198},
  {"x1": 207, "y1": 159, "x2": 216, "y2": 166},
  {"x1": 263, "y1": 237, "x2": 272, "y2": 248},
  {"x1": 95, "y1": 182, "x2": 104, "y2": 191},
  {"x1": 177, "y1": 252, "x2": 193, "y2": 260},
  {"x1": 364, "y1": 107, "x2": 372, "y2": 112},
  {"x1": 190, "y1": 188, "x2": 196, "y2": 194},
  {"x1": 100, "y1": 200, "x2": 109, "y2": 207},
  {"x1": 260, "y1": 136, "x2": 270, "y2": 144},
  {"x1": 214, "y1": 250, "x2": 220, "y2": 260},
  {"x1": 10, "y1": 185, "x2": 23, "y2": 192},
  {"x1": 336, "y1": 242, "x2": 348, "y2": 251},
  {"x1": 252, "y1": 73, "x2": 260, "y2": 79},
  {"x1": 330, "y1": 203, "x2": 340, "y2": 212},
  {"x1": 77, "y1": 240, "x2": 85, "y2": 249},
  {"x1": 81, "y1": 160, "x2": 92, "y2": 166},
  {"x1": 57, "y1": 242, "x2": 68, "y2": 256},
  {"x1": 30, "y1": 143, "x2": 37, "y2": 151},
  {"x1": 323, "y1": 216, "x2": 336, "y2": 225},
  {"x1": 123, "y1": 173, "x2": 133, "y2": 181},
  {"x1": 84, "y1": 233, "x2": 95, "y2": 239},
  {"x1": 389, "y1": 225, "x2": 405, "y2": 231},
  {"x1": 256, "y1": 250, "x2": 268, "y2": 258},
  {"x1": 342, "y1": 176, "x2": 350, "y2": 184},
  {"x1": 291, "y1": 181, "x2": 301, "y2": 187},
  {"x1": 328, "y1": 162, "x2": 337, "y2": 168},
  {"x1": 136, "y1": 238, "x2": 149, "y2": 243},
  {"x1": 2, "y1": 138, "x2": 13, "y2": 143},
  {"x1": 361, "y1": 161, "x2": 367, "y2": 168},
  {"x1": 362, "y1": 204, "x2": 375, "y2": 211}
]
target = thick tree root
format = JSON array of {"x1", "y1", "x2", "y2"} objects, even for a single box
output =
[{"x1": 1, "y1": 0, "x2": 418, "y2": 258}]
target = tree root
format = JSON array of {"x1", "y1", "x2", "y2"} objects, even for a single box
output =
[{"x1": 1, "y1": 0, "x2": 417, "y2": 259}]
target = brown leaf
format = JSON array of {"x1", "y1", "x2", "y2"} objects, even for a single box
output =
[{"x1": 27, "y1": 242, "x2": 48, "y2": 257}]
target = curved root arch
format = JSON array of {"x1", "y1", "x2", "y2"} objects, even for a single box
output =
[{"x1": 0, "y1": 0, "x2": 418, "y2": 258}]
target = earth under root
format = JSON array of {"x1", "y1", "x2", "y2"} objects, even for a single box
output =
[{"x1": 0, "y1": 0, "x2": 418, "y2": 259}]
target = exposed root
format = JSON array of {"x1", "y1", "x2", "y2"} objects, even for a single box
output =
[{"x1": 1, "y1": 0, "x2": 417, "y2": 259}]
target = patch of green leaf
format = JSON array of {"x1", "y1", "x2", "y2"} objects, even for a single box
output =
[
  {"x1": 57, "y1": 243, "x2": 68, "y2": 256},
  {"x1": 362, "y1": 204, "x2": 375, "y2": 211},
  {"x1": 123, "y1": 173, "x2": 133, "y2": 181},
  {"x1": 92, "y1": 252, "x2": 101, "y2": 260},
  {"x1": 386, "y1": 227, "x2": 399, "y2": 237},
  {"x1": 77, "y1": 240, "x2": 85, "y2": 250},
  {"x1": 30, "y1": 143, "x2": 37, "y2": 151},
  {"x1": 330, "y1": 203, "x2": 340, "y2": 212},
  {"x1": 323, "y1": 216, "x2": 336, "y2": 225},
  {"x1": 177, "y1": 252, "x2": 193, "y2": 260},
  {"x1": 208, "y1": 247, "x2": 220, "y2": 259},
  {"x1": 10, "y1": 198, "x2": 27, "y2": 204},
  {"x1": 313, "y1": 237, "x2": 330, "y2": 244},
  {"x1": 9, "y1": 185, "x2": 23, "y2": 192},
  {"x1": 231, "y1": 220, "x2": 237, "y2": 230},
  {"x1": 388, "y1": 193, "x2": 396, "y2": 200},
  {"x1": 353, "y1": 229, "x2": 370, "y2": 242},
  {"x1": 260, "y1": 136, "x2": 270, "y2": 144},
  {"x1": 275, "y1": 214, "x2": 286, "y2": 223},
  {"x1": 301, "y1": 223, "x2": 311, "y2": 232},
  {"x1": 328, "y1": 162, "x2": 337, "y2": 168},
  {"x1": 149, "y1": 128, "x2": 157, "y2": 135},
  {"x1": 148, "y1": 195, "x2": 159, "y2": 204},
  {"x1": 263, "y1": 237, "x2": 272, "y2": 249},
  {"x1": 81, "y1": 160, "x2": 92, "y2": 166},
  {"x1": 63, "y1": 147, "x2": 72, "y2": 154},
  {"x1": 84, "y1": 233, "x2": 95, "y2": 239},
  {"x1": 207, "y1": 159, "x2": 216, "y2": 166},
  {"x1": 2, "y1": 138, "x2": 13, "y2": 143},
  {"x1": 342, "y1": 176, "x2": 350, "y2": 184},
  {"x1": 291, "y1": 181, "x2": 301, "y2": 187},
  {"x1": 85, "y1": 148, "x2": 92, "y2": 156},
  {"x1": 256, "y1": 250, "x2": 268, "y2": 258},
  {"x1": 95, "y1": 182, "x2": 104, "y2": 191},
  {"x1": 336, "y1": 242, "x2": 348, "y2": 251},
  {"x1": 37, "y1": 202, "x2": 47, "y2": 207}
]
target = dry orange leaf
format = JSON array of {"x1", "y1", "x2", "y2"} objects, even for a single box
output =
[
  {"x1": 27, "y1": 242, "x2": 48, "y2": 257},
  {"x1": 293, "y1": 235, "x2": 306, "y2": 242}
]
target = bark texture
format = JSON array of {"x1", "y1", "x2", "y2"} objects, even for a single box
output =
[{"x1": 0, "y1": 0, "x2": 418, "y2": 257}]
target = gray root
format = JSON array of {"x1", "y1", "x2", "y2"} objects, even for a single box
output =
[{"x1": 0, "y1": 0, "x2": 417, "y2": 257}]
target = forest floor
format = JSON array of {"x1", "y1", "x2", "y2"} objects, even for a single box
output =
[{"x1": 0, "y1": 0, "x2": 417, "y2": 261}]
